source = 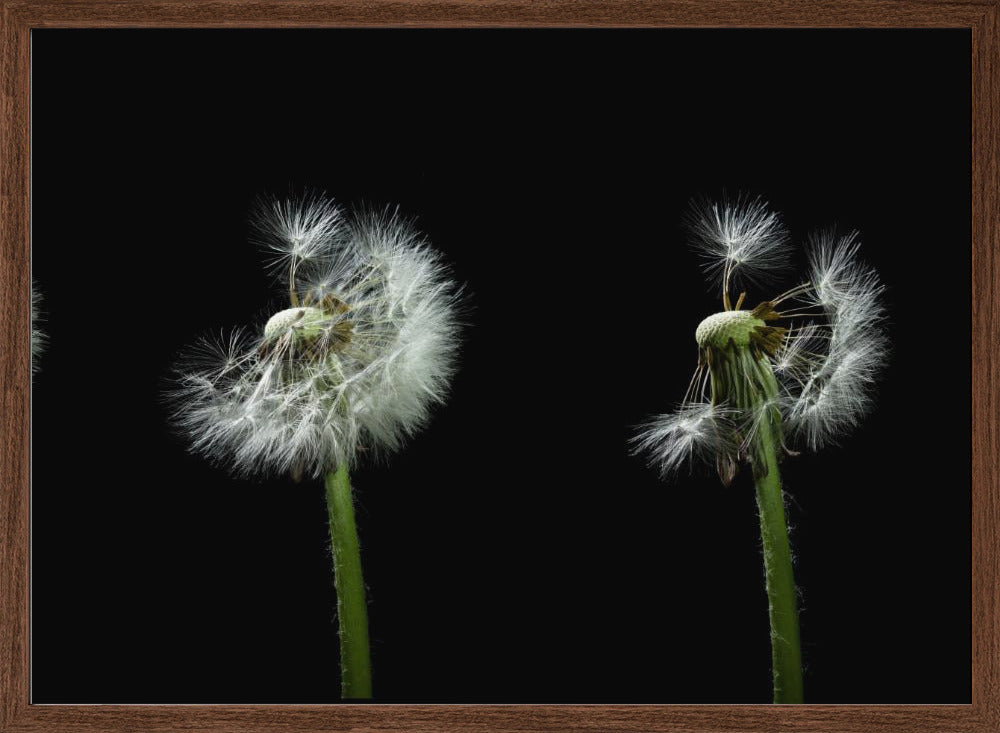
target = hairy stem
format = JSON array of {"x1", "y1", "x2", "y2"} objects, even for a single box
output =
[
  {"x1": 324, "y1": 464, "x2": 372, "y2": 699},
  {"x1": 752, "y1": 416, "x2": 804, "y2": 703}
]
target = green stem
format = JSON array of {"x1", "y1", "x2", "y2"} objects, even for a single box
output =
[
  {"x1": 752, "y1": 416, "x2": 804, "y2": 704},
  {"x1": 324, "y1": 464, "x2": 372, "y2": 699}
]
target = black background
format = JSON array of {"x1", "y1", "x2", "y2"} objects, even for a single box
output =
[{"x1": 31, "y1": 29, "x2": 970, "y2": 703}]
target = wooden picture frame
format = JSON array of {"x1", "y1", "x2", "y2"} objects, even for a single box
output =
[{"x1": 2, "y1": 1, "x2": 996, "y2": 731}]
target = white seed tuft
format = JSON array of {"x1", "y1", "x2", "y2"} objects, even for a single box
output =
[
  {"x1": 31, "y1": 281, "x2": 45, "y2": 371},
  {"x1": 785, "y1": 231, "x2": 888, "y2": 450},
  {"x1": 251, "y1": 192, "x2": 348, "y2": 284},
  {"x1": 686, "y1": 194, "x2": 792, "y2": 292},
  {"x1": 632, "y1": 403, "x2": 738, "y2": 478}
]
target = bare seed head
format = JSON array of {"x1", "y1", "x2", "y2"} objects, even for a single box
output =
[{"x1": 695, "y1": 310, "x2": 765, "y2": 349}]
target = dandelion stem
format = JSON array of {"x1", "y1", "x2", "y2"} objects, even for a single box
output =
[
  {"x1": 752, "y1": 416, "x2": 804, "y2": 703},
  {"x1": 324, "y1": 464, "x2": 372, "y2": 699}
]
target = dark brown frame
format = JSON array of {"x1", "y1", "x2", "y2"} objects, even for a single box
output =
[{"x1": 2, "y1": 1, "x2": 995, "y2": 731}]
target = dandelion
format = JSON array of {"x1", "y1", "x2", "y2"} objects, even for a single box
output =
[
  {"x1": 169, "y1": 194, "x2": 462, "y2": 699},
  {"x1": 31, "y1": 282, "x2": 45, "y2": 371},
  {"x1": 633, "y1": 197, "x2": 887, "y2": 703}
]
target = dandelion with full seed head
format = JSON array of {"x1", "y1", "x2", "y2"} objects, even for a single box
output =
[
  {"x1": 169, "y1": 193, "x2": 462, "y2": 699},
  {"x1": 633, "y1": 195, "x2": 887, "y2": 703}
]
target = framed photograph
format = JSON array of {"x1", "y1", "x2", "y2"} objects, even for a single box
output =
[{"x1": 2, "y1": 1, "x2": 996, "y2": 731}]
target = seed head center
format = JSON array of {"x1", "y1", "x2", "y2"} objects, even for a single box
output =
[
  {"x1": 695, "y1": 310, "x2": 766, "y2": 349},
  {"x1": 264, "y1": 306, "x2": 328, "y2": 340},
  {"x1": 262, "y1": 304, "x2": 355, "y2": 360}
]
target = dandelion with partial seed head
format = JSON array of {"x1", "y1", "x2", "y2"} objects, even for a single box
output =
[
  {"x1": 633, "y1": 195, "x2": 887, "y2": 703},
  {"x1": 169, "y1": 193, "x2": 462, "y2": 699},
  {"x1": 31, "y1": 282, "x2": 45, "y2": 371}
]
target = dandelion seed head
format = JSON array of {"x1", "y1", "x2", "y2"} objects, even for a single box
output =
[
  {"x1": 263, "y1": 306, "x2": 329, "y2": 340},
  {"x1": 171, "y1": 196, "x2": 462, "y2": 479},
  {"x1": 637, "y1": 197, "x2": 888, "y2": 483}
]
